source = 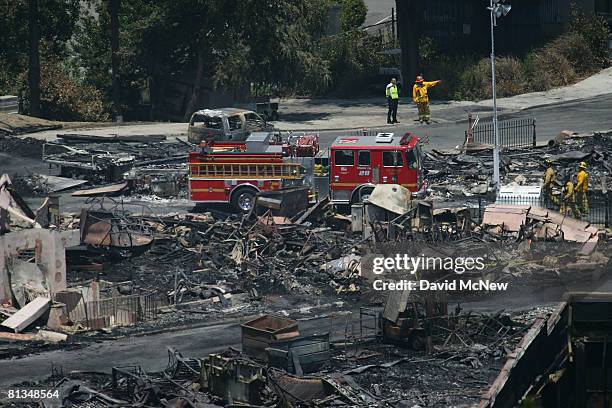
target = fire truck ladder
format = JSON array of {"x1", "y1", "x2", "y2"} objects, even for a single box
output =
[{"x1": 190, "y1": 162, "x2": 304, "y2": 180}]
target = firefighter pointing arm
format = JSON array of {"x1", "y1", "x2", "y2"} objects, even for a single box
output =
[{"x1": 413, "y1": 75, "x2": 440, "y2": 124}]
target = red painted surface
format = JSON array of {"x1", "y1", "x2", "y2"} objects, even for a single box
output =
[{"x1": 329, "y1": 133, "x2": 422, "y2": 203}]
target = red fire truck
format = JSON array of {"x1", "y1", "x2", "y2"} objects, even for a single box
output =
[
  {"x1": 188, "y1": 131, "x2": 423, "y2": 211},
  {"x1": 326, "y1": 132, "x2": 423, "y2": 204},
  {"x1": 188, "y1": 132, "x2": 316, "y2": 212}
]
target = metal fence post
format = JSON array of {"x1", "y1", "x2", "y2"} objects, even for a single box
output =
[
  {"x1": 532, "y1": 118, "x2": 537, "y2": 147},
  {"x1": 604, "y1": 191, "x2": 612, "y2": 228}
]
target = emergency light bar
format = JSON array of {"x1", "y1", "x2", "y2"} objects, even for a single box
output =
[
  {"x1": 375, "y1": 133, "x2": 394, "y2": 143},
  {"x1": 399, "y1": 132, "x2": 414, "y2": 145}
]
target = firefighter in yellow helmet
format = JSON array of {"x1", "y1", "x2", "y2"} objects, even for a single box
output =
[
  {"x1": 560, "y1": 175, "x2": 580, "y2": 217},
  {"x1": 412, "y1": 75, "x2": 440, "y2": 124},
  {"x1": 575, "y1": 161, "x2": 589, "y2": 216},
  {"x1": 542, "y1": 159, "x2": 558, "y2": 206}
]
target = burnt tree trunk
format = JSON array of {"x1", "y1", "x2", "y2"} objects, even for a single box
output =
[
  {"x1": 395, "y1": 0, "x2": 420, "y2": 90},
  {"x1": 108, "y1": 0, "x2": 122, "y2": 121},
  {"x1": 184, "y1": 48, "x2": 205, "y2": 121},
  {"x1": 28, "y1": 0, "x2": 41, "y2": 117}
]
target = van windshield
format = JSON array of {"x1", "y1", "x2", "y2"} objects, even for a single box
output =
[{"x1": 191, "y1": 114, "x2": 223, "y2": 130}]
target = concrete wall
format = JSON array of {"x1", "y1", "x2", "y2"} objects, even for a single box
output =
[{"x1": 0, "y1": 229, "x2": 79, "y2": 306}]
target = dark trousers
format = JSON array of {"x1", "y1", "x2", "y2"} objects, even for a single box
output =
[{"x1": 387, "y1": 98, "x2": 398, "y2": 123}]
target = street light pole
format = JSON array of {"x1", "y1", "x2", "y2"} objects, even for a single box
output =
[
  {"x1": 487, "y1": 0, "x2": 510, "y2": 195},
  {"x1": 490, "y1": 0, "x2": 500, "y2": 194}
]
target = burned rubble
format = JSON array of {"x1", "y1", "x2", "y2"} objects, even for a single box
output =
[
  {"x1": 0, "y1": 127, "x2": 611, "y2": 408},
  {"x1": 424, "y1": 129, "x2": 612, "y2": 199}
]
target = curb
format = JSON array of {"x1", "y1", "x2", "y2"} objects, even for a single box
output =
[{"x1": 274, "y1": 123, "x2": 400, "y2": 133}]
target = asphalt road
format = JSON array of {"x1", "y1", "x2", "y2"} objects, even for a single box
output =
[
  {"x1": 0, "y1": 312, "x2": 354, "y2": 387},
  {"x1": 0, "y1": 281, "x2": 590, "y2": 387},
  {"x1": 317, "y1": 94, "x2": 612, "y2": 150}
]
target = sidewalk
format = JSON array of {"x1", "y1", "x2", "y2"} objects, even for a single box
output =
[
  {"x1": 273, "y1": 66, "x2": 612, "y2": 131},
  {"x1": 10, "y1": 67, "x2": 612, "y2": 139}
]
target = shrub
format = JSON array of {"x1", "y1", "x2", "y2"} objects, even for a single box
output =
[
  {"x1": 494, "y1": 57, "x2": 526, "y2": 97},
  {"x1": 457, "y1": 61, "x2": 488, "y2": 100},
  {"x1": 523, "y1": 48, "x2": 576, "y2": 91},
  {"x1": 548, "y1": 32, "x2": 597, "y2": 75},
  {"x1": 22, "y1": 58, "x2": 110, "y2": 121},
  {"x1": 316, "y1": 30, "x2": 384, "y2": 96},
  {"x1": 570, "y1": 1, "x2": 610, "y2": 70},
  {"x1": 419, "y1": 37, "x2": 479, "y2": 100},
  {"x1": 456, "y1": 57, "x2": 524, "y2": 100}
]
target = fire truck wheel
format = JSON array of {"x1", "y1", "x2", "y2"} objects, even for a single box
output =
[{"x1": 231, "y1": 188, "x2": 256, "y2": 213}]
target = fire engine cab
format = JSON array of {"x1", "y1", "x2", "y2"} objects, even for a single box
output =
[
  {"x1": 326, "y1": 132, "x2": 423, "y2": 205},
  {"x1": 188, "y1": 131, "x2": 423, "y2": 211}
]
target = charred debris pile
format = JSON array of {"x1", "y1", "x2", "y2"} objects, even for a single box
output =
[
  {"x1": 1, "y1": 170, "x2": 609, "y2": 340},
  {"x1": 17, "y1": 306, "x2": 548, "y2": 408},
  {"x1": 7, "y1": 133, "x2": 190, "y2": 198},
  {"x1": 424, "y1": 129, "x2": 612, "y2": 199}
]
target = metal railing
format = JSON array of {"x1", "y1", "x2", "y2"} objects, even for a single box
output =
[
  {"x1": 466, "y1": 193, "x2": 611, "y2": 228},
  {"x1": 67, "y1": 291, "x2": 164, "y2": 329},
  {"x1": 467, "y1": 117, "x2": 536, "y2": 148},
  {"x1": 189, "y1": 162, "x2": 304, "y2": 180}
]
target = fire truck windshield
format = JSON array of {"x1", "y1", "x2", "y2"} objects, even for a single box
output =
[{"x1": 382, "y1": 151, "x2": 403, "y2": 167}]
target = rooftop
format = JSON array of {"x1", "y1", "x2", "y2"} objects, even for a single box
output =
[{"x1": 331, "y1": 133, "x2": 418, "y2": 149}]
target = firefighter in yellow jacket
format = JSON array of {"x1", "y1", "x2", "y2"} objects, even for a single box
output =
[
  {"x1": 542, "y1": 159, "x2": 558, "y2": 205},
  {"x1": 560, "y1": 177, "x2": 580, "y2": 217},
  {"x1": 575, "y1": 161, "x2": 589, "y2": 216},
  {"x1": 413, "y1": 75, "x2": 440, "y2": 124}
]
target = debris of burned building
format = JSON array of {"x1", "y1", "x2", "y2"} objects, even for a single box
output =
[
  {"x1": 41, "y1": 135, "x2": 189, "y2": 199},
  {"x1": 424, "y1": 129, "x2": 612, "y2": 200}
]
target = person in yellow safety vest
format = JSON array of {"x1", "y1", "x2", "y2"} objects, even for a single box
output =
[
  {"x1": 575, "y1": 161, "x2": 589, "y2": 216},
  {"x1": 560, "y1": 177, "x2": 580, "y2": 217},
  {"x1": 542, "y1": 159, "x2": 559, "y2": 205},
  {"x1": 413, "y1": 75, "x2": 441, "y2": 124},
  {"x1": 386, "y1": 78, "x2": 400, "y2": 124}
]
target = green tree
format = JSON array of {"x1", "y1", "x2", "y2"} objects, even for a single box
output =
[
  {"x1": 569, "y1": 1, "x2": 610, "y2": 70},
  {"x1": 340, "y1": 0, "x2": 367, "y2": 32},
  {"x1": 0, "y1": 0, "x2": 79, "y2": 95},
  {"x1": 72, "y1": 0, "x2": 333, "y2": 118}
]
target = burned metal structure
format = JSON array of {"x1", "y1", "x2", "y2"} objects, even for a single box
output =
[{"x1": 481, "y1": 293, "x2": 612, "y2": 408}]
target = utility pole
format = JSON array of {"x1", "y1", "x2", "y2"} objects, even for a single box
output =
[
  {"x1": 108, "y1": 0, "x2": 122, "y2": 122},
  {"x1": 487, "y1": 0, "x2": 511, "y2": 194},
  {"x1": 28, "y1": 0, "x2": 41, "y2": 117},
  {"x1": 391, "y1": 8, "x2": 395, "y2": 39},
  {"x1": 490, "y1": 0, "x2": 500, "y2": 193}
]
